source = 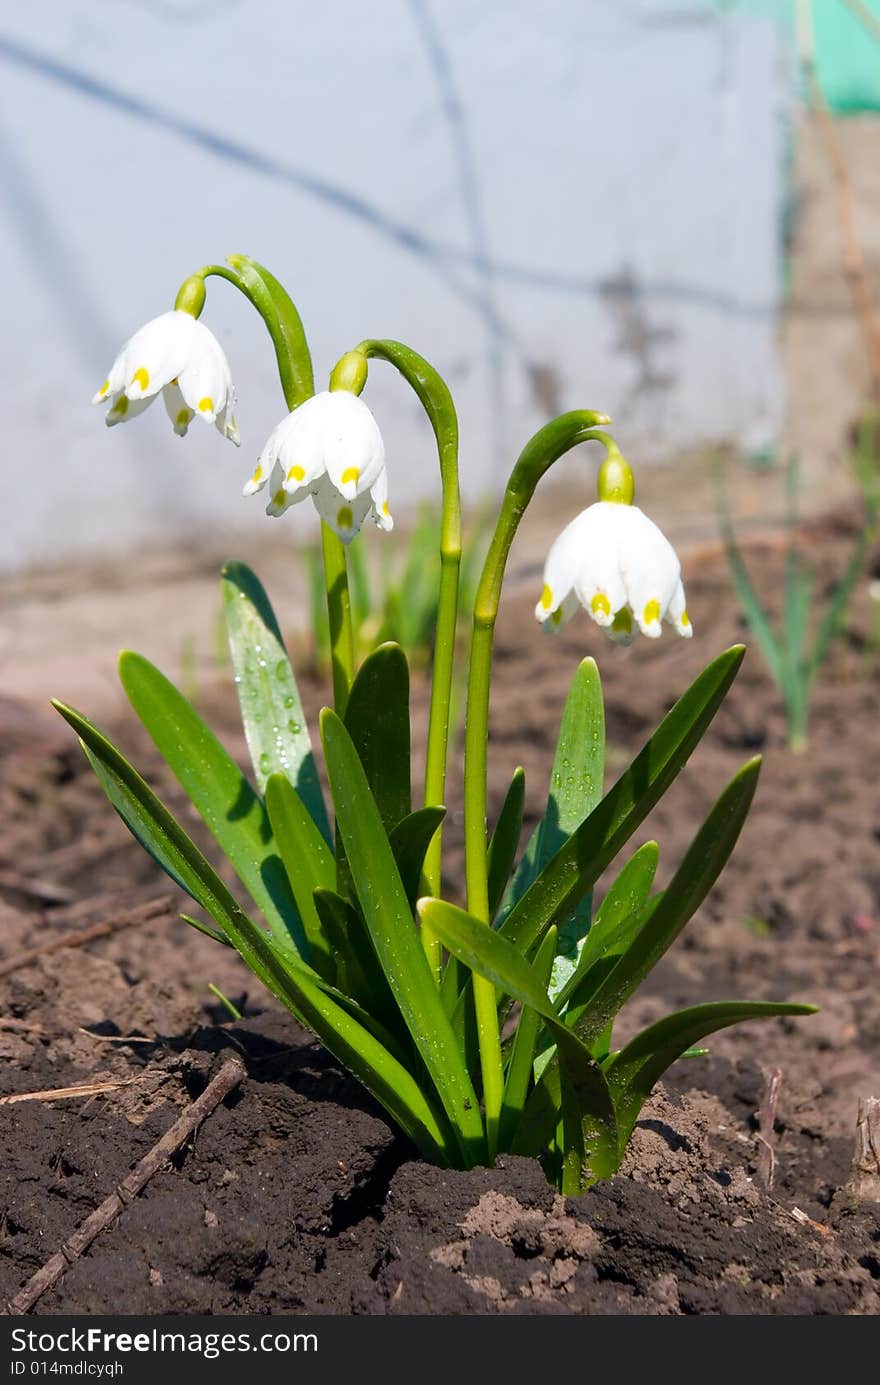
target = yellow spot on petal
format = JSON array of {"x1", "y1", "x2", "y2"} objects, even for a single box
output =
[
  {"x1": 176, "y1": 409, "x2": 191, "y2": 427},
  {"x1": 680, "y1": 610, "x2": 691, "y2": 629},
  {"x1": 251, "y1": 463, "x2": 263, "y2": 483},
  {"x1": 98, "y1": 379, "x2": 109, "y2": 398},
  {"x1": 131, "y1": 366, "x2": 150, "y2": 392},
  {"x1": 540, "y1": 584, "x2": 553, "y2": 611},
  {"x1": 198, "y1": 396, "x2": 214, "y2": 414},
  {"x1": 337, "y1": 506, "x2": 354, "y2": 531},
  {"x1": 382, "y1": 501, "x2": 390, "y2": 517},
  {"x1": 643, "y1": 599, "x2": 661, "y2": 627},
  {"x1": 272, "y1": 489, "x2": 286, "y2": 508},
  {"x1": 591, "y1": 592, "x2": 611, "y2": 618},
  {"x1": 612, "y1": 607, "x2": 633, "y2": 635},
  {"x1": 340, "y1": 466, "x2": 360, "y2": 486},
  {"x1": 171, "y1": 376, "x2": 179, "y2": 386},
  {"x1": 286, "y1": 464, "x2": 305, "y2": 482}
]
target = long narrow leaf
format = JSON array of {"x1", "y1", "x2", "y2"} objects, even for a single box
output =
[
  {"x1": 264, "y1": 773, "x2": 336, "y2": 980},
  {"x1": 420, "y1": 897, "x2": 619, "y2": 1186},
  {"x1": 53, "y1": 701, "x2": 452, "y2": 1161},
  {"x1": 560, "y1": 841, "x2": 660, "y2": 1006},
  {"x1": 487, "y1": 767, "x2": 525, "y2": 917},
  {"x1": 343, "y1": 643, "x2": 412, "y2": 832},
  {"x1": 576, "y1": 758, "x2": 762, "y2": 1052},
  {"x1": 119, "y1": 651, "x2": 307, "y2": 957},
  {"x1": 605, "y1": 1000, "x2": 817, "y2": 1144},
  {"x1": 808, "y1": 531, "x2": 867, "y2": 684},
  {"x1": 501, "y1": 658, "x2": 604, "y2": 930},
  {"x1": 321, "y1": 709, "x2": 484, "y2": 1164},
  {"x1": 500, "y1": 646, "x2": 745, "y2": 959},
  {"x1": 499, "y1": 926, "x2": 557, "y2": 1150},
  {"x1": 222, "y1": 562, "x2": 329, "y2": 838},
  {"x1": 389, "y1": 807, "x2": 446, "y2": 908}
]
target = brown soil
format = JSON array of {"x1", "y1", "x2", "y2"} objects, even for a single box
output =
[{"x1": 1, "y1": 516, "x2": 879, "y2": 1315}]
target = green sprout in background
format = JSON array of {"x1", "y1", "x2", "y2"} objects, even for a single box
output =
[
  {"x1": 718, "y1": 451, "x2": 866, "y2": 753},
  {"x1": 302, "y1": 501, "x2": 488, "y2": 685},
  {"x1": 61, "y1": 254, "x2": 815, "y2": 1194}
]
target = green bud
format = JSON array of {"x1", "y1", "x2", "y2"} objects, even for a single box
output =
[
  {"x1": 174, "y1": 274, "x2": 207, "y2": 318},
  {"x1": 596, "y1": 439, "x2": 635, "y2": 505},
  {"x1": 329, "y1": 350, "x2": 368, "y2": 396}
]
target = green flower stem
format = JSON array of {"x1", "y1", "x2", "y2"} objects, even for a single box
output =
[
  {"x1": 321, "y1": 520, "x2": 356, "y2": 714},
  {"x1": 344, "y1": 340, "x2": 462, "y2": 981},
  {"x1": 189, "y1": 258, "x2": 355, "y2": 711},
  {"x1": 464, "y1": 410, "x2": 611, "y2": 1157}
]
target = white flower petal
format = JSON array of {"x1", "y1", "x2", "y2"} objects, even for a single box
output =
[
  {"x1": 176, "y1": 320, "x2": 232, "y2": 424},
  {"x1": 121, "y1": 310, "x2": 195, "y2": 401},
  {"x1": 162, "y1": 381, "x2": 195, "y2": 438},
  {"x1": 368, "y1": 464, "x2": 394, "y2": 531},
  {"x1": 311, "y1": 474, "x2": 372, "y2": 542},
  {"x1": 618, "y1": 507, "x2": 681, "y2": 638},
  {"x1": 666, "y1": 578, "x2": 693, "y2": 638},
  {"x1": 105, "y1": 392, "x2": 155, "y2": 428},
  {"x1": 535, "y1": 511, "x2": 588, "y2": 623},
  {"x1": 265, "y1": 460, "x2": 300, "y2": 517},
  {"x1": 539, "y1": 590, "x2": 580, "y2": 634},
  {"x1": 320, "y1": 390, "x2": 385, "y2": 500},
  {"x1": 537, "y1": 499, "x2": 688, "y2": 645}
]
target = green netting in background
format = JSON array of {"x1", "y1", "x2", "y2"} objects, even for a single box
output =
[{"x1": 726, "y1": 0, "x2": 880, "y2": 113}]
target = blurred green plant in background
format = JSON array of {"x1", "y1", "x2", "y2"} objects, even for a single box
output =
[
  {"x1": 718, "y1": 451, "x2": 867, "y2": 752},
  {"x1": 302, "y1": 502, "x2": 488, "y2": 677}
]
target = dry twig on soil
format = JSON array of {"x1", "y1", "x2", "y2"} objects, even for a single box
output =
[
  {"x1": 756, "y1": 1067, "x2": 783, "y2": 1191},
  {"x1": 2, "y1": 1055, "x2": 245, "y2": 1315},
  {"x1": 0, "y1": 895, "x2": 174, "y2": 979},
  {"x1": 0, "y1": 1079, "x2": 144, "y2": 1107}
]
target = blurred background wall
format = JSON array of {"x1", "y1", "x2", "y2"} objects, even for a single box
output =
[{"x1": 1, "y1": 0, "x2": 877, "y2": 570}]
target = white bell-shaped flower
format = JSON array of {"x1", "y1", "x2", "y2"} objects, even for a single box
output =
[
  {"x1": 92, "y1": 310, "x2": 239, "y2": 444},
  {"x1": 243, "y1": 390, "x2": 393, "y2": 543},
  {"x1": 536, "y1": 501, "x2": 692, "y2": 643}
]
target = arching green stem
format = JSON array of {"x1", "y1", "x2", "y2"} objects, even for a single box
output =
[
  {"x1": 338, "y1": 340, "x2": 461, "y2": 980},
  {"x1": 185, "y1": 257, "x2": 355, "y2": 710},
  {"x1": 463, "y1": 409, "x2": 611, "y2": 1157}
]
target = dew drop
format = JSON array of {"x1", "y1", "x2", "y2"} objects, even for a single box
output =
[
  {"x1": 275, "y1": 660, "x2": 288, "y2": 681},
  {"x1": 259, "y1": 752, "x2": 272, "y2": 775},
  {"x1": 288, "y1": 719, "x2": 302, "y2": 735}
]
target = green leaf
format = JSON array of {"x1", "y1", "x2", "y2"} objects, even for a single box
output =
[
  {"x1": 487, "y1": 767, "x2": 525, "y2": 917},
  {"x1": 420, "y1": 897, "x2": 619, "y2": 1187},
  {"x1": 264, "y1": 773, "x2": 336, "y2": 980},
  {"x1": 499, "y1": 646, "x2": 745, "y2": 960},
  {"x1": 388, "y1": 807, "x2": 446, "y2": 908},
  {"x1": 52, "y1": 700, "x2": 306, "y2": 993},
  {"x1": 499, "y1": 926, "x2": 557, "y2": 1150},
  {"x1": 343, "y1": 643, "x2": 412, "y2": 833},
  {"x1": 718, "y1": 488, "x2": 785, "y2": 690},
  {"x1": 221, "y1": 562, "x2": 329, "y2": 839},
  {"x1": 311, "y1": 887, "x2": 402, "y2": 1039},
  {"x1": 53, "y1": 700, "x2": 451, "y2": 1162},
  {"x1": 118, "y1": 651, "x2": 307, "y2": 957},
  {"x1": 321, "y1": 709, "x2": 484, "y2": 1164},
  {"x1": 809, "y1": 530, "x2": 867, "y2": 684},
  {"x1": 502, "y1": 658, "x2": 604, "y2": 926},
  {"x1": 180, "y1": 913, "x2": 232, "y2": 947},
  {"x1": 605, "y1": 1000, "x2": 818, "y2": 1145},
  {"x1": 576, "y1": 758, "x2": 762, "y2": 1052},
  {"x1": 557, "y1": 842, "x2": 660, "y2": 1012}
]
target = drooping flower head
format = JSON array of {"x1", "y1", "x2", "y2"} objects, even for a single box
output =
[
  {"x1": 92, "y1": 308, "x2": 239, "y2": 445},
  {"x1": 535, "y1": 438, "x2": 692, "y2": 644},
  {"x1": 243, "y1": 386, "x2": 393, "y2": 544}
]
